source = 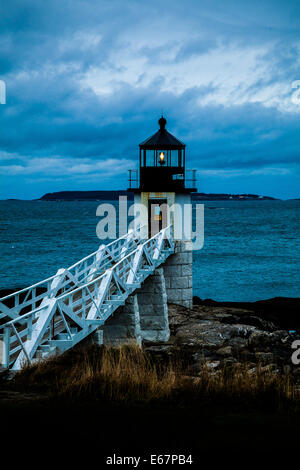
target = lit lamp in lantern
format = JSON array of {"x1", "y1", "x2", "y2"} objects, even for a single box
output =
[{"x1": 159, "y1": 151, "x2": 165, "y2": 165}]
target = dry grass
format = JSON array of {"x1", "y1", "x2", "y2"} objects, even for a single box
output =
[
  {"x1": 176, "y1": 363, "x2": 299, "y2": 410},
  {"x1": 7, "y1": 344, "x2": 300, "y2": 410},
  {"x1": 9, "y1": 344, "x2": 176, "y2": 403},
  {"x1": 60, "y1": 345, "x2": 176, "y2": 402}
]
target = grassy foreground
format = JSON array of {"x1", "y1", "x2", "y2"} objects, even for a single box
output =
[
  {"x1": 1, "y1": 345, "x2": 300, "y2": 464},
  {"x1": 5, "y1": 344, "x2": 300, "y2": 411}
]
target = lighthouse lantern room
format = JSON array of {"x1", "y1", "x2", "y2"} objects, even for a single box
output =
[{"x1": 128, "y1": 117, "x2": 197, "y2": 239}]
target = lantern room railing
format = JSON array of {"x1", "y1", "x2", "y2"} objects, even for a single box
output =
[
  {"x1": 128, "y1": 170, "x2": 139, "y2": 189},
  {"x1": 128, "y1": 169, "x2": 196, "y2": 191},
  {"x1": 185, "y1": 169, "x2": 197, "y2": 189}
]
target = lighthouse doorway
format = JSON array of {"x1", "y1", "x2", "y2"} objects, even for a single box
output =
[{"x1": 148, "y1": 199, "x2": 168, "y2": 238}]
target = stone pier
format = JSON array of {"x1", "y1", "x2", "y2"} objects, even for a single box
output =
[
  {"x1": 163, "y1": 240, "x2": 193, "y2": 309},
  {"x1": 102, "y1": 294, "x2": 141, "y2": 346},
  {"x1": 136, "y1": 267, "x2": 170, "y2": 342},
  {"x1": 95, "y1": 244, "x2": 192, "y2": 346}
]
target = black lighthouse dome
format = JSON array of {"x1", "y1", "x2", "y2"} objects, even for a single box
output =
[{"x1": 139, "y1": 116, "x2": 185, "y2": 149}]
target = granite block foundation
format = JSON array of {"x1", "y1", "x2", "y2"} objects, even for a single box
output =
[
  {"x1": 163, "y1": 240, "x2": 193, "y2": 309},
  {"x1": 97, "y1": 241, "x2": 193, "y2": 345}
]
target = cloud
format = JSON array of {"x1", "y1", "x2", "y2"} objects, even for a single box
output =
[
  {"x1": 0, "y1": 155, "x2": 133, "y2": 177},
  {"x1": 198, "y1": 166, "x2": 292, "y2": 178},
  {"x1": 0, "y1": 0, "x2": 300, "y2": 199}
]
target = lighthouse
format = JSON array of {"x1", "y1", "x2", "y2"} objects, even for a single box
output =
[{"x1": 128, "y1": 116, "x2": 197, "y2": 308}]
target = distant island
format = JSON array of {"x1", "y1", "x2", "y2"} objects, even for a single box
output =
[
  {"x1": 192, "y1": 192, "x2": 277, "y2": 201},
  {"x1": 39, "y1": 191, "x2": 277, "y2": 201},
  {"x1": 39, "y1": 190, "x2": 131, "y2": 201}
]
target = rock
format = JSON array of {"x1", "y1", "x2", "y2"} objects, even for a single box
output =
[
  {"x1": 205, "y1": 361, "x2": 220, "y2": 369},
  {"x1": 236, "y1": 315, "x2": 276, "y2": 331},
  {"x1": 248, "y1": 331, "x2": 275, "y2": 350},
  {"x1": 192, "y1": 351, "x2": 214, "y2": 362},
  {"x1": 164, "y1": 302, "x2": 296, "y2": 375},
  {"x1": 228, "y1": 337, "x2": 248, "y2": 350},
  {"x1": 272, "y1": 329, "x2": 289, "y2": 338},
  {"x1": 193, "y1": 296, "x2": 300, "y2": 330},
  {"x1": 222, "y1": 358, "x2": 238, "y2": 367},
  {"x1": 175, "y1": 322, "x2": 234, "y2": 349},
  {"x1": 233, "y1": 324, "x2": 257, "y2": 338},
  {"x1": 143, "y1": 342, "x2": 176, "y2": 365},
  {"x1": 239, "y1": 349, "x2": 255, "y2": 362},
  {"x1": 167, "y1": 303, "x2": 191, "y2": 334},
  {"x1": 254, "y1": 352, "x2": 274, "y2": 363},
  {"x1": 216, "y1": 346, "x2": 232, "y2": 357}
]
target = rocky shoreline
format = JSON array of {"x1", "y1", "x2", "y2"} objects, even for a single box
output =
[
  {"x1": 1, "y1": 289, "x2": 299, "y2": 378},
  {"x1": 144, "y1": 297, "x2": 300, "y2": 379}
]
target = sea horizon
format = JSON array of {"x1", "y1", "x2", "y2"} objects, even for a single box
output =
[{"x1": 1, "y1": 190, "x2": 299, "y2": 202}]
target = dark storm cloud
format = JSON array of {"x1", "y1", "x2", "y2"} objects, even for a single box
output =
[{"x1": 0, "y1": 0, "x2": 300, "y2": 198}]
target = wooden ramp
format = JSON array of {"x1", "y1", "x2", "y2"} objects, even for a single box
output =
[{"x1": 0, "y1": 226, "x2": 174, "y2": 370}]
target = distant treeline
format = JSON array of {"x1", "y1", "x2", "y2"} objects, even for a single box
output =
[{"x1": 39, "y1": 191, "x2": 277, "y2": 201}]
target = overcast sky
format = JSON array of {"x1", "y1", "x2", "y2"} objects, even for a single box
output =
[{"x1": 0, "y1": 0, "x2": 299, "y2": 199}]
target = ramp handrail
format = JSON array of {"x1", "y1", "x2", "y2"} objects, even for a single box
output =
[{"x1": 0, "y1": 225, "x2": 146, "y2": 322}]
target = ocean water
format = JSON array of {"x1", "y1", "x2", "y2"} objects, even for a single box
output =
[{"x1": 0, "y1": 200, "x2": 299, "y2": 302}]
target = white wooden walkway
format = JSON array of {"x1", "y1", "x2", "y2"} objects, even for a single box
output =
[{"x1": 0, "y1": 226, "x2": 174, "y2": 370}]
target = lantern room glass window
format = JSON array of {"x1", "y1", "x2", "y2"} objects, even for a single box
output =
[{"x1": 143, "y1": 149, "x2": 182, "y2": 167}]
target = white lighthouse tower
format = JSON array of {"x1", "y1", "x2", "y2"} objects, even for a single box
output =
[{"x1": 128, "y1": 116, "x2": 197, "y2": 308}]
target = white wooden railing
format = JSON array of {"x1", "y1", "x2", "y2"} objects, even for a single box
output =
[
  {"x1": 0, "y1": 226, "x2": 174, "y2": 370},
  {"x1": 0, "y1": 226, "x2": 146, "y2": 324}
]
